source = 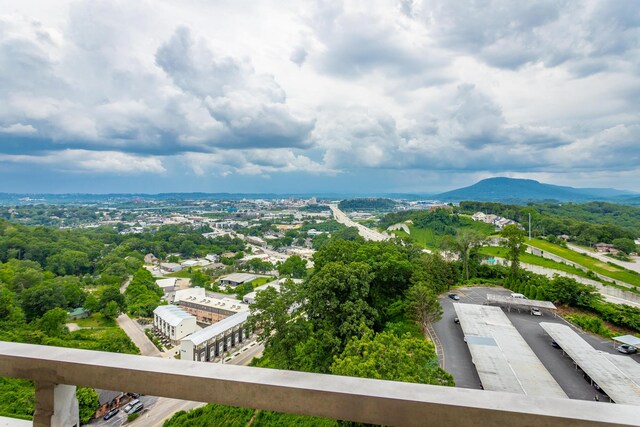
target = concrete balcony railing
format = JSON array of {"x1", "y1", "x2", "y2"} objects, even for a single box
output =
[{"x1": 0, "y1": 341, "x2": 638, "y2": 427}]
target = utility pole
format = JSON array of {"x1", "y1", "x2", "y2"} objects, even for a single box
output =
[{"x1": 528, "y1": 213, "x2": 532, "y2": 240}]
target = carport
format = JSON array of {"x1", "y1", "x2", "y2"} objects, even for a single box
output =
[
  {"x1": 453, "y1": 303, "x2": 567, "y2": 399},
  {"x1": 540, "y1": 322, "x2": 640, "y2": 405},
  {"x1": 485, "y1": 294, "x2": 557, "y2": 314},
  {"x1": 612, "y1": 334, "x2": 640, "y2": 349}
]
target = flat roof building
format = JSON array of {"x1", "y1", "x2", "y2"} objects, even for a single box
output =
[
  {"x1": 153, "y1": 305, "x2": 200, "y2": 345},
  {"x1": 156, "y1": 278, "x2": 177, "y2": 294},
  {"x1": 219, "y1": 273, "x2": 257, "y2": 287},
  {"x1": 180, "y1": 311, "x2": 252, "y2": 362},
  {"x1": 174, "y1": 288, "x2": 248, "y2": 324}
]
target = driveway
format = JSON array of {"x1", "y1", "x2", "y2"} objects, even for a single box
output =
[
  {"x1": 116, "y1": 314, "x2": 161, "y2": 357},
  {"x1": 433, "y1": 286, "x2": 639, "y2": 401}
]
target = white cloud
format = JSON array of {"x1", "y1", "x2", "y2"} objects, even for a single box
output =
[
  {"x1": 0, "y1": 0, "x2": 638, "y2": 191},
  {"x1": 0, "y1": 123, "x2": 37, "y2": 135},
  {"x1": 0, "y1": 150, "x2": 166, "y2": 174}
]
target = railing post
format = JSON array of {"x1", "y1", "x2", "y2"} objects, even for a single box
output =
[{"x1": 34, "y1": 382, "x2": 79, "y2": 427}]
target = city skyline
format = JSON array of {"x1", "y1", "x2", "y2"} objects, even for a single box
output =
[{"x1": 1, "y1": 1, "x2": 639, "y2": 193}]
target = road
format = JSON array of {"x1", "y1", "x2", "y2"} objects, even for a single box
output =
[
  {"x1": 568, "y1": 243, "x2": 640, "y2": 274},
  {"x1": 329, "y1": 204, "x2": 390, "y2": 241},
  {"x1": 433, "y1": 287, "x2": 639, "y2": 401},
  {"x1": 490, "y1": 256, "x2": 640, "y2": 308},
  {"x1": 116, "y1": 314, "x2": 162, "y2": 357}
]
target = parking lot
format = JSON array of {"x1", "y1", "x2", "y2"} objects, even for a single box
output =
[{"x1": 433, "y1": 286, "x2": 640, "y2": 401}]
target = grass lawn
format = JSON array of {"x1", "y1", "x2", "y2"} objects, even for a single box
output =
[
  {"x1": 250, "y1": 276, "x2": 275, "y2": 288},
  {"x1": 479, "y1": 246, "x2": 592, "y2": 279},
  {"x1": 527, "y1": 239, "x2": 640, "y2": 287},
  {"x1": 166, "y1": 269, "x2": 199, "y2": 278},
  {"x1": 74, "y1": 313, "x2": 116, "y2": 328}
]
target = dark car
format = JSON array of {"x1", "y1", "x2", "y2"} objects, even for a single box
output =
[
  {"x1": 617, "y1": 344, "x2": 637, "y2": 354},
  {"x1": 103, "y1": 408, "x2": 119, "y2": 421},
  {"x1": 454, "y1": 317, "x2": 460, "y2": 324},
  {"x1": 448, "y1": 293, "x2": 460, "y2": 301},
  {"x1": 550, "y1": 340, "x2": 560, "y2": 349}
]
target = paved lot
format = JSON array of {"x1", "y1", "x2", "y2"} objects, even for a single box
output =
[{"x1": 433, "y1": 286, "x2": 640, "y2": 401}]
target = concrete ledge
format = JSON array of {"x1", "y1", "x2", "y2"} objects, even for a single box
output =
[{"x1": 0, "y1": 342, "x2": 638, "y2": 426}]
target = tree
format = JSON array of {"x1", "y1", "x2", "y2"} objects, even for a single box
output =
[
  {"x1": 0, "y1": 286, "x2": 16, "y2": 320},
  {"x1": 39, "y1": 307, "x2": 68, "y2": 337},
  {"x1": 76, "y1": 387, "x2": 99, "y2": 424},
  {"x1": 303, "y1": 261, "x2": 376, "y2": 352},
  {"x1": 99, "y1": 286, "x2": 125, "y2": 311},
  {"x1": 83, "y1": 293, "x2": 99, "y2": 313},
  {"x1": 406, "y1": 282, "x2": 442, "y2": 334},
  {"x1": 46, "y1": 250, "x2": 91, "y2": 276},
  {"x1": 101, "y1": 300, "x2": 120, "y2": 320},
  {"x1": 277, "y1": 255, "x2": 307, "y2": 279},
  {"x1": 612, "y1": 238, "x2": 637, "y2": 254},
  {"x1": 501, "y1": 224, "x2": 526, "y2": 282},
  {"x1": 441, "y1": 230, "x2": 485, "y2": 281},
  {"x1": 331, "y1": 329, "x2": 454, "y2": 386},
  {"x1": 247, "y1": 282, "x2": 307, "y2": 370},
  {"x1": 20, "y1": 283, "x2": 67, "y2": 321}
]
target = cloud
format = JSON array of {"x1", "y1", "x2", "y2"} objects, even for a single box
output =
[
  {"x1": 301, "y1": 1, "x2": 450, "y2": 81},
  {"x1": 0, "y1": 0, "x2": 639, "y2": 192},
  {"x1": 182, "y1": 149, "x2": 331, "y2": 177},
  {"x1": 155, "y1": 27, "x2": 315, "y2": 150},
  {"x1": 418, "y1": 0, "x2": 640, "y2": 75},
  {"x1": 0, "y1": 150, "x2": 166, "y2": 174},
  {"x1": 0, "y1": 123, "x2": 37, "y2": 135}
]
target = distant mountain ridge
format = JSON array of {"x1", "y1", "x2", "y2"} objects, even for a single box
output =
[{"x1": 437, "y1": 177, "x2": 638, "y2": 203}]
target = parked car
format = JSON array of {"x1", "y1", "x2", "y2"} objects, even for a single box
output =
[
  {"x1": 124, "y1": 399, "x2": 140, "y2": 413},
  {"x1": 454, "y1": 317, "x2": 460, "y2": 324},
  {"x1": 130, "y1": 402, "x2": 144, "y2": 414},
  {"x1": 531, "y1": 307, "x2": 542, "y2": 316},
  {"x1": 448, "y1": 293, "x2": 460, "y2": 301},
  {"x1": 617, "y1": 344, "x2": 638, "y2": 354},
  {"x1": 103, "y1": 409, "x2": 119, "y2": 421}
]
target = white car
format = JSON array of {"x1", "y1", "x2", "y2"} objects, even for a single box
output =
[{"x1": 531, "y1": 307, "x2": 542, "y2": 316}]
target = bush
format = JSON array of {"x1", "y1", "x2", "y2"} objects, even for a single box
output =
[
  {"x1": 566, "y1": 314, "x2": 614, "y2": 338},
  {"x1": 127, "y1": 412, "x2": 140, "y2": 422}
]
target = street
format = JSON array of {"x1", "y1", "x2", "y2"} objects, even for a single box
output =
[
  {"x1": 329, "y1": 204, "x2": 390, "y2": 241},
  {"x1": 568, "y1": 243, "x2": 640, "y2": 274}
]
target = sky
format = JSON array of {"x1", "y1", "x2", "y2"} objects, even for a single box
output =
[{"x1": 0, "y1": 0, "x2": 639, "y2": 194}]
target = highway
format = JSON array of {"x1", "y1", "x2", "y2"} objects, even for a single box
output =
[{"x1": 329, "y1": 204, "x2": 390, "y2": 241}]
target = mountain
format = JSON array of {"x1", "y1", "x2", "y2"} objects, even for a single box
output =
[{"x1": 436, "y1": 177, "x2": 637, "y2": 203}]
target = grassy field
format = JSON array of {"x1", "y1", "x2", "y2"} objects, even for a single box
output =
[
  {"x1": 393, "y1": 220, "x2": 496, "y2": 250},
  {"x1": 166, "y1": 269, "x2": 200, "y2": 279},
  {"x1": 250, "y1": 276, "x2": 274, "y2": 288},
  {"x1": 527, "y1": 239, "x2": 640, "y2": 287},
  {"x1": 74, "y1": 313, "x2": 116, "y2": 328},
  {"x1": 478, "y1": 246, "x2": 592, "y2": 279}
]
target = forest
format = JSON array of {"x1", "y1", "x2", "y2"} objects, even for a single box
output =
[{"x1": 458, "y1": 201, "x2": 640, "y2": 245}]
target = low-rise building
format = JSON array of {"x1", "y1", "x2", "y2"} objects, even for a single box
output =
[
  {"x1": 156, "y1": 278, "x2": 177, "y2": 294},
  {"x1": 160, "y1": 263, "x2": 183, "y2": 273},
  {"x1": 180, "y1": 311, "x2": 252, "y2": 362},
  {"x1": 174, "y1": 288, "x2": 248, "y2": 324},
  {"x1": 153, "y1": 305, "x2": 200, "y2": 345},
  {"x1": 242, "y1": 278, "x2": 302, "y2": 304},
  {"x1": 219, "y1": 273, "x2": 257, "y2": 287}
]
